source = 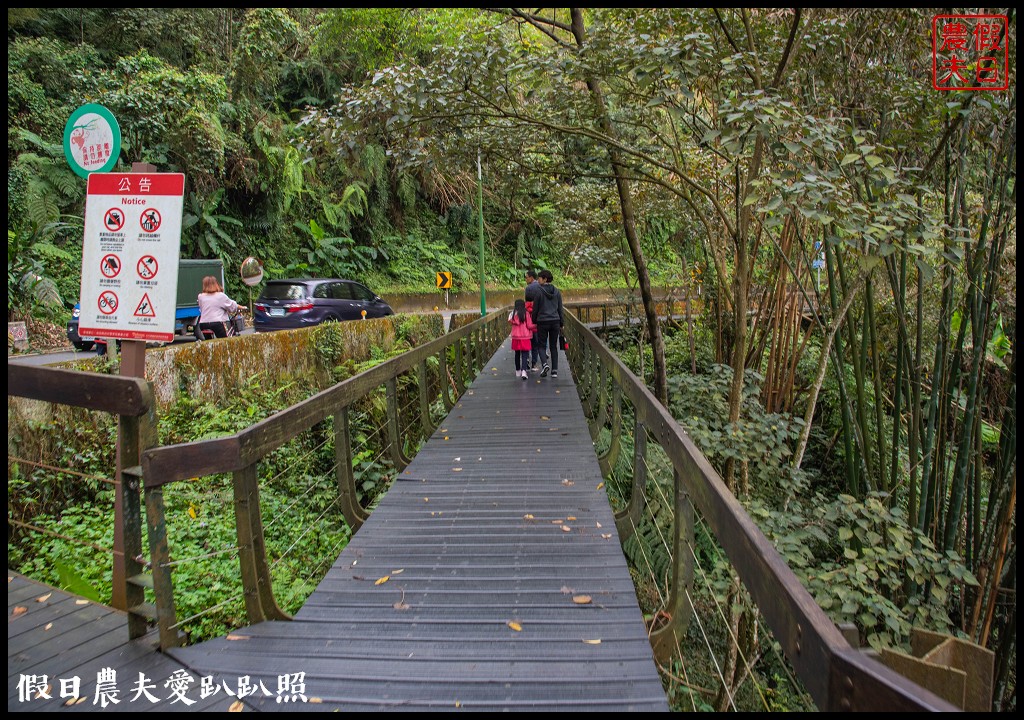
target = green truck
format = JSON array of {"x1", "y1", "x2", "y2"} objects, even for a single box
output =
[{"x1": 67, "y1": 258, "x2": 225, "y2": 350}]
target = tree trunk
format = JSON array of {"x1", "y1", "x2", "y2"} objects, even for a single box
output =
[{"x1": 570, "y1": 8, "x2": 668, "y2": 406}]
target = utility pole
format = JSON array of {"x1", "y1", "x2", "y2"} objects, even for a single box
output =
[{"x1": 477, "y1": 150, "x2": 486, "y2": 316}]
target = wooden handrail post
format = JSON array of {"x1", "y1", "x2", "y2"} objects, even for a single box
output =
[
  {"x1": 233, "y1": 462, "x2": 290, "y2": 624},
  {"x1": 335, "y1": 406, "x2": 368, "y2": 530},
  {"x1": 144, "y1": 483, "x2": 181, "y2": 649},
  {"x1": 651, "y1": 469, "x2": 695, "y2": 662},
  {"x1": 386, "y1": 377, "x2": 412, "y2": 470},
  {"x1": 417, "y1": 359, "x2": 437, "y2": 437},
  {"x1": 599, "y1": 384, "x2": 623, "y2": 476},
  {"x1": 615, "y1": 419, "x2": 647, "y2": 540}
]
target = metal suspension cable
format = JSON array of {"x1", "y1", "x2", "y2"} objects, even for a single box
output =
[
  {"x1": 303, "y1": 533, "x2": 352, "y2": 582},
  {"x1": 264, "y1": 432, "x2": 334, "y2": 486},
  {"x1": 637, "y1": 436, "x2": 676, "y2": 561},
  {"x1": 271, "y1": 495, "x2": 344, "y2": 569},
  {"x1": 684, "y1": 582, "x2": 738, "y2": 712},
  {"x1": 7, "y1": 456, "x2": 116, "y2": 485},
  {"x1": 160, "y1": 545, "x2": 241, "y2": 568},
  {"x1": 689, "y1": 512, "x2": 770, "y2": 711},
  {"x1": 169, "y1": 590, "x2": 246, "y2": 630},
  {"x1": 7, "y1": 518, "x2": 113, "y2": 554},
  {"x1": 626, "y1": 513, "x2": 668, "y2": 607},
  {"x1": 263, "y1": 470, "x2": 338, "y2": 531}
]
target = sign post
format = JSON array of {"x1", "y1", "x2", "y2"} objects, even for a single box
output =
[
  {"x1": 436, "y1": 271, "x2": 453, "y2": 307},
  {"x1": 477, "y1": 151, "x2": 487, "y2": 317},
  {"x1": 77, "y1": 165, "x2": 184, "y2": 611}
]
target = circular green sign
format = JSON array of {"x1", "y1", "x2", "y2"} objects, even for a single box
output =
[{"x1": 63, "y1": 104, "x2": 121, "y2": 179}]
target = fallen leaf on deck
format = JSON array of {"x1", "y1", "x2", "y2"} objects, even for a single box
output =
[
  {"x1": 12, "y1": 606, "x2": 27, "y2": 617},
  {"x1": 74, "y1": 697, "x2": 86, "y2": 705},
  {"x1": 597, "y1": 482, "x2": 605, "y2": 490},
  {"x1": 75, "y1": 599, "x2": 89, "y2": 605},
  {"x1": 229, "y1": 700, "x2": 245, "y2": 712},
  {"x1": 36, "y1": 592, "x2": 51, "y2": 602},
  {"x1": 572, "y1": 595, "x2": 592, "y2": 605},
  {"x1": 507, "y1": 621, "x2": 522, "y2": 632},
  {"x1": 226, "y1": 634, "x2": 249, "y2": 641},
  {"x1": 45, "y1": 622, "x2": 53, "y2": 630},
  {"x1": 560, "y1": 586, "x2": 574, "y2": 594},
  {"x1": 583, "y1": 639, "x2": 602, "y2": 645},
  {"x1": 452, "y1": 467, "x2": 463, "y2": 472},
  {"x1": 540, "y1": 415, "x2": 550, "y2": 420},
  {"x1": 561, "y1": 525, "x2": 571, "y2": 532},
  {"x1": 375, "y1": 576, "x2": 390, "y2": 585},
  {"x1": 596, "y1": 522, "x2": 602, "y2": 528},
  {"x1": 561, "y1": 479, "x2": 574, "y2": 487},
  {"x1": 454, "y1": 457, "x2": 461, "y2": 462},
  {"x1": 393, "y1": 602, "x2": 410, "y2": 611},
  {"x1": 601, "y1": 533, "x2": 613, "y2": 539},
  {"x1": 309, "y1": 698, "x2": 323, "y2": 704},
  {"x1": 551, "y1": 519, "x2": 563, "y2": 524},
  {"x1": 392, "y1": 569, "x2": 404, "y2": 574},
  {"x1": 567, "y1": 516, "x2": 577, "y2": 521},
  {"x1": 523, "y1": 514, "x2": 535, "y2": 520}
]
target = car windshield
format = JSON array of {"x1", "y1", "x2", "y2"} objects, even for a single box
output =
[{"x1": 261, "y1": 283, "x2": 308, "y2": 300}]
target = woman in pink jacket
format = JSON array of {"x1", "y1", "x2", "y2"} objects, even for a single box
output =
[{"x1": 508, "y1": 298, "x2": 537, "y2": 381}]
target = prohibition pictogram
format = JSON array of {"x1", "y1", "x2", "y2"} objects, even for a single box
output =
[
  {"x1": 100, "y1": 254, "x2": 121, "y2": 278},
  {"x1": 134, "y1": 293, "x2": 156, "y2": 318},
  {"x1": 103, "y1": 208, "x2": 125, "y2": 232},
  {"x1": 98, "y1": 291, "x2": 118, "y2": 315},
  {"x1": 140, "y1": 208, "x2": 162, "y2": 233},
  {"x1": 137, "y1": 255, "x2": 159, "y2": 280}
]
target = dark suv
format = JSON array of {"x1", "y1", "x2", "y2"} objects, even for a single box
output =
[{"x1": 253, "y1": 279, "x2": 394, "y2": 332}]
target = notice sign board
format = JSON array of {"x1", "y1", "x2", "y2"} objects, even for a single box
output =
[{"x1": 78, "y1": 173, "x2": 185, "y2": 342}]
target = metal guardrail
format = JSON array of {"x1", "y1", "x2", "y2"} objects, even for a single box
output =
[{"x1": 562, "y1": 313, "x2": 957, "y2": 712}]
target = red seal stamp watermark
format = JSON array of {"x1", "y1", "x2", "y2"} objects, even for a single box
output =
[{"x1": 932, "y1": 14, "x2": 1009, "y2": 91}]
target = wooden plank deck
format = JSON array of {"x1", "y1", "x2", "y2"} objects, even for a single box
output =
[
  {"x1": 168, "y1": 338, "x2": 668, "y2": 711},
  {"x1": 7, "y1": 572, "x2": 238, "y2": 712}
]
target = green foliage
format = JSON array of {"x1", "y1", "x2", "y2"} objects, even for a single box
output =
[
  {"x1": 749, "y1": 491, "x2": 977, "y2": 650},
  {"x1": 182, "y1": 188, "x2": 241, "y2": 260},
  {"x1": 665, "y1": 363, "x2": 807, "y2": 501}
]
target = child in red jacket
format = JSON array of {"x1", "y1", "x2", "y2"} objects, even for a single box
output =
[{"x1": 509, "y1": 299, "x2": 537, "y2": 380}]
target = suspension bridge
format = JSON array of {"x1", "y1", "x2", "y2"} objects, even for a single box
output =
[{"x1": 8, "y1": 305, "x2": 959, "y2": 711}]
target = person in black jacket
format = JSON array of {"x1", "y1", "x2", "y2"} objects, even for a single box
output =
[
  {"x1": 524, "y1": 269, "x2": 542, "y2": 371},
  {"x1": 533, "y1": 269, "x2": 564, "y2": 378}
]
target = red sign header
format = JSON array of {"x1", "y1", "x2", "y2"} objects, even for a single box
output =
[{"x1": 87, "y1": 173, "x2": 185, "y2": 196}]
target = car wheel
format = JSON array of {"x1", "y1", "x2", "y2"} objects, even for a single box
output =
[{"x1": 73, "y1": 341, "x2": 95, "y2": 351}]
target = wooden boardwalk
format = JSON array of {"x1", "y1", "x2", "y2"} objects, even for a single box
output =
[
  {"x1": 7, "y1": 572, "x2": 236, "y2": 712},
  {"x1": 10, "y1": 338, "x2": 668, "y2": 711}
]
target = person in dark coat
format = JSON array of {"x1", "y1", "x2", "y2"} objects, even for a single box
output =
[
  {"x1": 533, "y1": 269, "x2": 564, "y2": 378},
  {"x1": 524, "y1": 269, "x2": 542, "y2": 371}
]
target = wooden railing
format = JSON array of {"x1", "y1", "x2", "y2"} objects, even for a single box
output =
[
  {"x1": 7, "y1": 363, "x2": 158, "y2": 640},
  {"x1": 561, "y1": 313, "x2": 957, "y2": 712},
  {"x1": 139, "y1": 311, "x2": 506, "y2": 649}
]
